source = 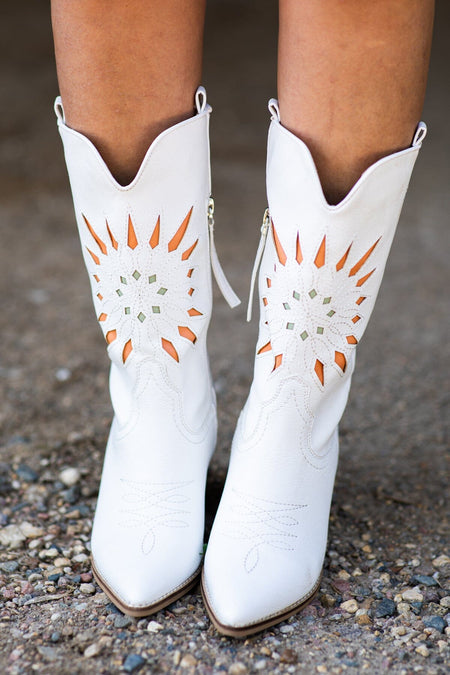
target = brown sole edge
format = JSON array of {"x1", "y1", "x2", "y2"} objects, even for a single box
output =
[
  {"x1": 200, "y1": 569, "x2": 321, "y2": 638},
  {"x1": 91, "y1": 556, "x2": 201, "y2": 618}
]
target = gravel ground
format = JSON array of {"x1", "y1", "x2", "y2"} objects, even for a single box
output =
[{"x1": 0, "y1": 2, "x2": 449, "y2": 674}]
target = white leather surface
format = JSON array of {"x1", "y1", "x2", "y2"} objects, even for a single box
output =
[{"x1": 203, "y1": 108, "x2": 424, "y2": 630}]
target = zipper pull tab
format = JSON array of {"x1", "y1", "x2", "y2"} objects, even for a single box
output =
[
  {"x1": 247, "y1": 208, "x2": 270, "y2": 322},
  {"x1": 208, "y1": 198, "x2": 241, "y2": 308}
]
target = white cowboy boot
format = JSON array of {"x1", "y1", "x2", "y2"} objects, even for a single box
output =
[
  {"x1": 55, "y1": 88, "x2": 239, "y2": 616},
  {"x1": 202, "y1": 100, "x2": 427, "y2": 636}
]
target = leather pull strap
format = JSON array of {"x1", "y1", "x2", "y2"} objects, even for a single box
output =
[
  {"x1": 208, "y1": 199, "x2": 241, "y2": 308},
  {"x1": 247, "y1": 208, "x2": 270, "y2": 322}
]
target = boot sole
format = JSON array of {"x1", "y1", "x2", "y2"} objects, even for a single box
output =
[
  {"x1": 200, "y1": 569, "x2": 321, "y2": 638},
  {"x1": 91, "y1": 556, "x2": 201, "y2": 618}
]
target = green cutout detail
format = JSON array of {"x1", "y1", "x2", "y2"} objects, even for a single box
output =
[
  {"x1": 293, "y1": 291, "x2": 300, "y2": 301},
  {"x1": 137, "y1": 312, "x2": 146, "y2": 323},
  {"x1": 300, "y1": 330, "x2": 308, "y2": 341},
  {"x1": 132, "y1": 270, "x2": 141, "y2": 280},
  {"x1": 317, "y1": 326, "x2": 324, "y2": 335},
  {"x1": 152, "y1": 306, "x2": 160, "y2": 314},
  {"x1": 309, "y1": 289, "x2": 317, "y2": 299},
  {"x1": 327, "y1": 310, "x2": 336, "y2": 317},
  {"x1": 286, "y1": 322, "x2": 295, "y2": 330},
  {"x1": 283, "y1": 302, "x2": 291, "y2": 310},
  {"x1": 157, "y1": 287, "x2": 167, "y2": 296},
  {"x1": 124, "y1": 307, "x2": 131, "y2": 315},
  {"x1": 120, "y1": 276, "x2": 127, "y2": 284},
  {"x1": 148, "y1": 274, "x2": 156, "y2": 284},
  {"x1": 323, "y1": 297, "x2": 331, "y2": 304},
  {"x1": 116, "y1": 289, "x2": 123, "y2": 297}
]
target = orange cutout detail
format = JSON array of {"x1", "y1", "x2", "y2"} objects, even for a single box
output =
[
  {"x1": 86, "y1": 247, "x2": 100, "y2": 265},
  {"x1": 273, "y1": 354, "x2": 283, "y2": 371},
  {"x1": 187, "y1": 268, "x2": 194, "y2": 278},
  {"x1": 356, "y1": 296, "x2": 366, "y2": 305},
  {"x1": 271, "y1": 222, "x2": 287, "y2": 266},
  {"x1": 188, "y1": 288, "x2": 194, "y2": 296},
  {"x1": 335, "y1": 351, "x2": 347, "y2": 372},
  {"x1": 314, "y1": 359, "x2": 325, "y2": 385},
  {"x1": 263, "y1": 297, "x2": 268, "y2": 306},
  {"x1": 106, "y1": 221, "x2": 118, "y2": 250},
  {"x1": 314, "y1": 236, "x2": 326, "y2": 268},
  {"x1": 346, "y1": 335, "x2": 358, "y2": 345},
  {"x1": 296, "y1": 232, "x2": 303, "y2": 264},
  {"x1": 168, "y1": 207, "x2": 193, "y2": 252},
  {"x1": 97, "y1": 293, "x2": 103, "y2": 301},
  {"x1": 178, "y1": 326, "x2": 197, "y2": 343},
  {"x1": 122, "y1": 339, "x2": 133, "y2": 363},
  {"x1": 352, "y1": 315, "x2": 361, "y2": 323},
  {"x1": 356, "y1": 269, "x2": 375, "y2": 287},
  {"x1": 161, "y1": 338, "x2": 179, "y2": 362},
  {"x1": 98, "y1": 313, "x2": 107, "y2": 322},
  {"x1": 349, "y1": 238, "x2": 380, "y2": 277},
  {"x1": 149, "y1": 216, "x2": 160, "y2": 249},
  {"x1": 181, "y1": 239, "x2": 198, "y2": 261},
  {"x1": 83, "y1": 215, "x2": 107, "y2": 255},
  {"x1": 266, "y1": 278, "x2": 272, "y2": 288},
  {"x1": 106, "y1": 329, "x2": 117, "y2": 344},
  {"x1": 188, "y1": 308, "x2": 203, "y2": 317},
  {"x1": 93, "y1": 274, "x2": 100, "y2": 282},
  {"x1": 336, "y1": 244, "x2": 352, "y2": 271},
  {"x1": 127, "y1": 215, "x2": 138, "y2": 249},
  {"x1": 257, "y1": 341, "x2": 272, "y2": 355}
]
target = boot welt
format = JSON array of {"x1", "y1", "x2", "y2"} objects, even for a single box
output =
[
  {"x1": 200, "y1": 569, "x2": 321, "y2": 638},
  {"x1": 91, "y1": 556, "x2": 201, "y2": 618}
]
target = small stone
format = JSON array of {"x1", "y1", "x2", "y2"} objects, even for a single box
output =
[
  {"x1": 173, "y1": 651, "x2": 181, "y2": 667},
  {"x1": 260, "y1": 647, "x2": 271, "y2": 656},
  {"x1": 402, "y1": 588, "x2": 423, "y2": 603},
  {"x1": 412, "y1": 575, "x2": 438, "y2": 587},
  {"x1": 415, "y1": 644, "x2": 429, "y2": 657},
  {"x1": 84, "y1": 642, "x2": 103, "y2": 658},
  {"x1": 54, "y1": 557, "x2": 71, "y2": 567},
  {"x1": 279, "y1": 624, "x2": 294, "y2": 634},
  {"x1": 397, "y1": 602, "x2": 411, "y2": 616},
  {"x1": 0, "y1": 561, "x2": 19, "y2": 573},
  {"x1": 80, "y1": 583, "x2": 96, "y2": 595},
  {"x1": 320, "y1": 593, "x2": 336, "y2": 608},
  {"x1": 55, "y1": 367, "x2": 72, "y2": 382},
  {"x1": 356, "y1": 613, "x2": 372, "y2": 626},
  {"x1": 80, "y1": 572, "x2": 92, "y2": 583},
  {"x1": 337, "y1": 570, "x2": 351, "y2": 580},
  {"x1": 439, "y1": 596, "x2": 450, "y2": 609},
  {"x1": 254, "y1": 660, "x2": 267, "y2": 671},
  {"x1": 423, "y1": 616, "x2": 446, "y2": 633},
  {"x1": 391, "y1": 625, "x2": 406, "y2": 636},
  {"x1": 374, "y1": 598, "x2": 396, "y2": 618},
  {"x1": 50, "y1": 632, "x2": 60, "y2": 643},
  {"x1": 114, "y1": 614, "x2": 132, "y2": 629},
  {"x1": 73, "y1": 553, "x2": 89, "y2": 564},
  {"x1": 280, "y1": 649, "x2": 298, "y2": 664},
  {"x1": 147, "y1": 621, "x2": 163, "y2": 633},
  {"x1": 432, "y1": 555, "x2": 450, "y2": 568},
  {"x1": 341, "y1": 599, "x2": 358, "y2": 614},
  {"x1": 228, "y1": 663, "x2": 248, "y2": 675},
  {"x1": 180, "y1": 654, "x2": 197, "y2": 668},
  {"x1": 16, "y1": 464, "x2": 38, "y2": 483},
  {"x1": 59, "y1": 468, "x2": 81, "y2": 487},
  {"x1": 123, "y1": 654, "x2": 145, "y2": 673},
  {"x1": 317, "y1": 667, "x2": 328, "y2": 674}
]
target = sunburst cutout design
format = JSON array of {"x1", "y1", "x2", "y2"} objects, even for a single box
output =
[
  {"x1": 259, "y1": 221, "x2": 381, "y2": 387},
  {"x1": 82, "y1": 208, "x2": 204, "y2": 365}
]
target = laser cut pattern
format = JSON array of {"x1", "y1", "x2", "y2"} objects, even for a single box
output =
[
  {"x1": 259, "y1": 221, "x2": 380, "y2": 388},
  {"x1": 82, "y1": 209, "x2": 204, "y2": 365}
]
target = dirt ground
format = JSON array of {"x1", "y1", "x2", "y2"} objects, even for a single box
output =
[{"x1": 0, "y1": 1, "x2": 448, "y2": 674}]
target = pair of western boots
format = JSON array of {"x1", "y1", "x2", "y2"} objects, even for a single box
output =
[{"x1": 55, "y1": 87, "x2": 426, "y2": 637}]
